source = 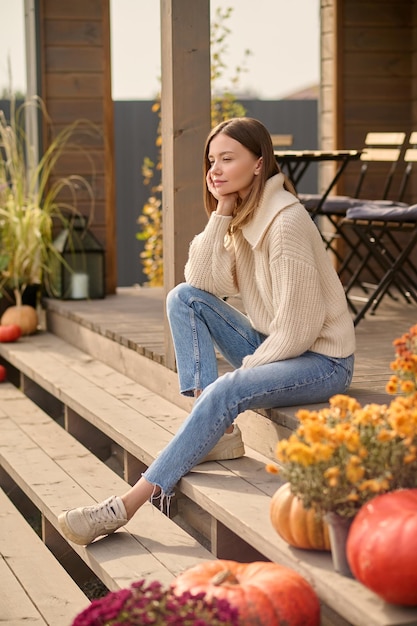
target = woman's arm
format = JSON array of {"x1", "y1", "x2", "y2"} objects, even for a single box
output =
[
  {"x1": 184, "y1": 213, "x2": 239, "y2": 296},
  {"x1": 242, "y1": 255, "x2": 326, "y2": 368}
]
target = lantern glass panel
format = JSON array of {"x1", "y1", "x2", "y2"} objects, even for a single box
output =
[{"x1": 50, "y1": 216, "x2": 105, "y2": 299}]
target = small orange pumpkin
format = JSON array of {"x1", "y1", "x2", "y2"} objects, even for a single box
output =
[
  {"x1": 172, "y1": 560, "x2": 320, "y2": 626},
  {"x1": 270, "y1": 482, "x2": 331, "y2": 551},
  {"x1": 1, "y1": 305, "x2": 38, "y2": 336}
]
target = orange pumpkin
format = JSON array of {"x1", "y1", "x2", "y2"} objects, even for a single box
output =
[
  {"x1": 1, "y1": 305, "x2": 38, "y2": 335},
  {"x1": 270, "y1": 482, "x2": 331, "y2": 551},
  {"x1": 172, "y1": 560, "x2": 320, "y2": 626}
]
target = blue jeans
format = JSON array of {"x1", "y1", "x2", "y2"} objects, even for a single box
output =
[{"x1": 143, "y1": 283, "x2": 354, "y2": 495}]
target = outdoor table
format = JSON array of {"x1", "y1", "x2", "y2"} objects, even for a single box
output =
[
  {"x1": 274, "y1": 149, "x2": 362, "y2": 210},
  {"x1": 275, "y1": 149, "x2": 365, "y2": 290}
]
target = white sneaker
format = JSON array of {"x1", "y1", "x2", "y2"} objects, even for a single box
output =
[
  {"x1": 202, "y1": 424, "x2": 245, "y2": 462},
  {"x1": 58, "y1": 495, "x2": 127, "y2": 545}
]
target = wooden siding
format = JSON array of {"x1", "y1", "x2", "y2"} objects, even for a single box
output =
[
  {"x1": 321, "y1": 0, "x2": 417, "y2": 203},
  {"x1": 38, "y1": 0, "x2": 116, "y2": 294}
]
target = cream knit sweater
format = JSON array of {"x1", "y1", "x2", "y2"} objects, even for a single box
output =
[{"x1": 184, "y1": 173, "x2": 356, "y2": 369}]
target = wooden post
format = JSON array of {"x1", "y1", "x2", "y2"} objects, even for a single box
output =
[
  {"x1": 160, "y1": 0, "x2": 211, "y2": 370},
  {"x1": 35, "y1": 0, "x2": 116, "y2": 294}
]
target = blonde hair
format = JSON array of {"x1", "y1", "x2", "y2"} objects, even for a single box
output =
[{"x1": 203, "y1": 117, "x2": 296, "y2": 232}]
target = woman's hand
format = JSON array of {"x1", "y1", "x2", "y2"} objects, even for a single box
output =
[{"x1": 206, "y1": 171, "x2": 238, "y2": 216}]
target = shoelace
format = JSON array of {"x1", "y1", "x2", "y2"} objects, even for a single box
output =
[{"x1": 88, "y1": 500, "x2": 120, "y2": 524}]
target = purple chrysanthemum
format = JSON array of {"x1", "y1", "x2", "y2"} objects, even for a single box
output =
[{"x1": 72, "y1": 579, "x2": 239, "y2": 626}]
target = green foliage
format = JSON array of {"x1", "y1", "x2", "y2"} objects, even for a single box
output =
[
  {"x1": 0, "y1": 97, "x2": 96, "y2": 305},
  {"x1": 137, "y1": 186, "x2": 163, "y2": 287},
  {"x1": 136, "y1": 6, "x2": 251, "y2": 287},
  {"x1": 210, "y1": 6, "x2": 251, "y2": 127}
]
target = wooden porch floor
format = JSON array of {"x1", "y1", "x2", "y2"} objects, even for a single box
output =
[{"x1": 44, "y1": 285, "x2": 417, "y2": 404}]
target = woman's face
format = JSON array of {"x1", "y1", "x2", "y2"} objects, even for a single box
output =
[{"x1": 207, "y1": 133, "x2": 262, "y2": 199}]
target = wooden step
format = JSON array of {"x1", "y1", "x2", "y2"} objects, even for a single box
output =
[
  {"x1": 0, "y1": 486, "x2": 89, "y2": 625},
  {"x1": 1, "y1": 334, "x2": 417, "y2": 625},
  {"x1": 45, "y1": 294, "x2": 393, "y2": 449},
  {"x1": 0, "y1": 382, "x2": 215, "y2": 596}
]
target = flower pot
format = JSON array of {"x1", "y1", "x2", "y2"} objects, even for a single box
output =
[{"x1": 325, "y1": 512, "x2": 354, "y2": 577}]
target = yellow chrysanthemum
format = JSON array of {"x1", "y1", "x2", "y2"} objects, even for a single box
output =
[
  {"x1": 400, "y1": 359, "x2": 415, "y2": 373},
  {"x1": 329, "y1": 394, "x2": 361, "y2": 418},
  {"x1": 285, "y1": 443, "x2": 315, "y2": 466},
  {"x1": 268, "y1": 338, "x2": 417, "y2": 518},
  {"x1": 358, "y1": 478, "x2": 391, "y2": 493},
  {"x1": 358, "y1": 446, "x2": 369, "y2": 459},
  {"x1": 386, "y1": 377, "x2": 399, "y2": 394},
  {"x1": 302, "y1": 421, "x2": 329, "y2": 444},
  {"x1": 345, "y1": 492, "x2": 360, "y2": 502},
  {"x1": 401, "y1": 380, "x2": 417, "y2": 394},
  {"x1": 345, "y1": 456, "x2": 365, "y2": 483},
  {"x1": 310, "y1": 442, "x2": 335, "y2": 462},
  {"x1": 376, "y1": 429, "x2": 395, "y2": 442},
  {"x1": 276, "y1": 439, "x2": 316, "y2": 467},
  {"x1": 324, "y1": 466, "x2": 340, "y2": 487},
  {"x1": 296, "y1": 409, "x2": 310, "y2": 421}
]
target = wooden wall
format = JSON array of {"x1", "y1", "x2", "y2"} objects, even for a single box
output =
[
  {"x1": 320, "y1": 0, "x2": 417, "y2": 203},
  {"x1": 38, "y1": 0, "x2": 116, "y2": 294}
]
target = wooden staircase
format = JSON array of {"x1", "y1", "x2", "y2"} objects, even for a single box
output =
[{"x1": 1, "y1": 290, "x2": 417, "y2": 626}]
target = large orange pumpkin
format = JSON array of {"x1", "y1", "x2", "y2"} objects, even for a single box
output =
[
  {"x1": 270, "y1": 482, "x2": 331, "y2": 551},
  {"x1": 172, "y1": 560, "x2": 320, "y2": 626}
]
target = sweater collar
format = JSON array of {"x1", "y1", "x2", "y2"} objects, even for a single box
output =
[{"x1": 241, "y1": 173, "x2": 298, "y2": 248}]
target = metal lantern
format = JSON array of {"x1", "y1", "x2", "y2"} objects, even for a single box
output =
[{"x1": 50, "y1": 215, "x2": 105, "y2": 299}]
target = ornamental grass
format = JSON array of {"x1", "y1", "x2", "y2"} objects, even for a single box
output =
[{"x1": 0, "y1": 97, "x2": 96, "y2": 305}]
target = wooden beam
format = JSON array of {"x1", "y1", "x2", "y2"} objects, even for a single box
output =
[{"x1": 160, "y1": 0, "x2": 211, "y2": 368}]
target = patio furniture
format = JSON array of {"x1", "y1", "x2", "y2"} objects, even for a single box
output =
[
  {"x1": 334, "y1": 134, "x2": 417, "y2": 315},
  {"x1": 275, "y1": 148, "x2": 362, "y2": 264},
  {"x1": 340, "y1": 202, "x2": 417, "y2": 325},
  {"x1": 300, "y1": 132, "x2": 408, "y2": 271},
  {"x1": 275, "y1": 149, "x2": 362, "y2": 200},
  {"x1": 299, "y1": 132, "x2": 407, "y2": 213},
  {"x1": 397, "y1": 132, "x2": 417, "y2": 201},
  {"x1": 270, "y1": 133, "x2": 293, "y2": 148}
]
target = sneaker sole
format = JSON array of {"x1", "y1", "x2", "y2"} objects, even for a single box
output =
[
  {"x1": 58, "y1": 512, "x2": 91, "y2": 545},
  {"x1": 202, "y1": 442, "x2": 245, "y2": 462},
  {"x1": 58, "y1": 512, "x2": 120, "y2": 545}
]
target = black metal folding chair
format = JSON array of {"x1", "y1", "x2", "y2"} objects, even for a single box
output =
[
  {"x1": 299, "y1": 132, "x2": 407, "y2": 267},
  {"x1": 397, "y1": 132, "x2": 417, "y2": 202},
  {"x1": 301, "y1": 131, "x2": 407, "y2": 211},
  {"x1": 335, "y1": 133, "x2": 417, "y2": 309},
  {"x1": 340, "y1": 202, "x2": 417, "y2": 325}
]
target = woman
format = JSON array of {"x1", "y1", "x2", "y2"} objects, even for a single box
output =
[{"x1": 59, "y1": 117, "x2": 355, "y2": 546}]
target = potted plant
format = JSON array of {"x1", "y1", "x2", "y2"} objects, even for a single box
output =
[
  {"x1": 266, "y1": 322, "x2": 417, "y2": 574},
  {"x1": 71, "y1": 577, "x2": 239, "y2": 626},
  {"x1": 0, "y1": 97, "x2": 95, "y2": 333}
]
